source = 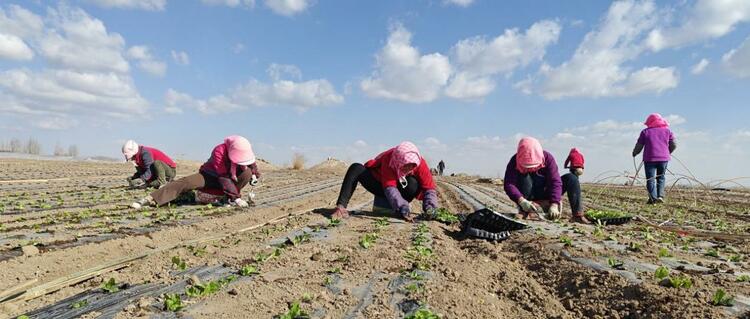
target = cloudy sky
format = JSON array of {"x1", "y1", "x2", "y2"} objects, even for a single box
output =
[{"x1": 1, "y1": 0, "x2": 749, "y2": 183}]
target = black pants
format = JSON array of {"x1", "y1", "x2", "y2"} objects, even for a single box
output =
[
  {"x1": 336, "y1": 163, "x2": 419, "y2": 208},
  {"x1": 517, "y1": 172, "x2": 582, "y2": 214}
]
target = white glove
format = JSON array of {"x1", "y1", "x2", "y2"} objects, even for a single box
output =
[
  {"x1": 548, "y1": 203, "x2": 561, "y2": 219},
  {"x1": 518, "y1": 198, "x2": 540, "y2": 214},
  {"x1": 233, "y1": 198, "x2": 249, "y2": 207},
  {"x1": 250, "y1": 174, "x2": 259, "y2": 186}
]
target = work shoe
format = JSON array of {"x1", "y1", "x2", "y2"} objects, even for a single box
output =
[
  {"x1": 331, "y1": 205, "x2": 349, "y2": 219},
  {"x1": 655, "y1": 197, "x2": 665, "y2": 204},
  {"x1": 130, "y1": 195, "x2": 154, "y2": 209},
  {"x1": 570, "y1": 213, "x2": 591, "y2": 224},
  {"x1": 646, "y1": 198, "x2": 656, "y2": 205},
  {"x1": 462, "y1": 208, "x2": 527, "y2": 242}
]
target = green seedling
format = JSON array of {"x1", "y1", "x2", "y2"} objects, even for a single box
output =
[
  {"x1": 654, "y1": 266, "x2": 670, "y2": 280},
  {"x1": 559, "y1": 235, "x2": 573, "y2": 247},
  {"x1": 592, "y1": 221, "x2": 605, "y2": 238},
  {"x1": 658, "y1": 248, "x2": 672, "y2": 258},
  {"x1": 607, "y1": 257, "x2": 624, "y2": 270},
  {"x1": 301, "y1": 292, "x2": 314, "y2": 303},
  {"x1": 736, "y1": 275, "x2": 750, "y2": 282},
  {"x1": 185, "y1": 275, "x2": 237, "y2": 297},
  {"x1": 290, "y1": 232, "x2": 312, "y2": 246},
  {"x1": 404, "y1": 283, "x2": 423, "y2": 295},
  {"x1": 164, "y1": 294, "x2": 183, "y2": 312},
  {"x1": 416, "y1": 223, "x2": 429, "y2": 234},
  {"x1": 584, "y1": 209, "x2": 632, "y2": 221},
  {"x1": 711, "y1": 289, "x2": 734, "y2": 306},
  {"x1": 627, "y1": 242, "x2": 642, "y2": 252},
  {"x1": 187, "y1": 245, "x2": 207, "y2": 257},
  {"x1": 403, "y1": 270, "x2": 425, "y2": 281},
  {"x1": 101, "y1": 278, "x2": 120, "y2": 293},
  {"x1": 375, "y1": 217, "x2": 390, "y2": 228},
  {"x1": 359, "y1": 233, "x2": 378, "y2": 249},
  {"x1": 433, "y1": 208, "x2": 459, "y2": 224},
  {"x1": 17, "y1": 316, "x2": 30, "y2": 319},
  {"x1": 240, "y1": 264, "x2": 260, "y2": 276},
  {"x1": 275, "y1": 301, "x2": 310, "y2": 319},
  {"x1": 705, "y1": 248, "x2": 720, "y2": 258},
  {"x1": 327, "y1": 267, "x2": 341, "y2": 274},
  {"x1": 729, "y1": 254, "x2": 743, "y2": 262},
  {"x1": 335, "y1": 255, "x2": 350, "y2": 263},
  {"x1": 405, "y1": 307, "x2": 440, "y2": 319},
  {"x1": 172, "y1": 256, "x2": 187, "y2": 270},
  {"x1": 254, "y1": 248, "x2": 283, "y2": 263},
  {"x1": 70, "y1": 300, "x2": 88, "y2": 309},
  {"x1": 669, "y1": 275, "x2": 693, "y2": 289},
  {"x1": 323, "y1": 276, "x2": 333, "y2": 286},
  {"x1": 327, "y1": 218, "x2": 341, "y2": 228}
]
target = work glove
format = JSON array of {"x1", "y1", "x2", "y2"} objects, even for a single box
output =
[
  {"x1": 399, "y1": 206, "x2": 415, "y2": 222},
  {"x1": 233, "y1": 198, "x2": 249, "y2": 207},
  {"x1": 422, "y1": 208, "x2": 437, "y2": 220},
  {"x1": 574, "y1": 168, "x2": 584, "y2": 176},
  {"x1": 518, "y1": 198, "x2": 540, "y2": 214},
  {"x1": 127, "y1": 177, "x2": 140, "y2": 187},
  {"x1": 250, "y1": 174, "x2": 259, "y2": 186},
  {"x1": 548, "y1": 203, "x2": 561, "y2": 220}
]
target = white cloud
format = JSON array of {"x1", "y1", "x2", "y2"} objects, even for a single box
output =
[
  {"x1": 422, "y1": 137, "x2": 448, "y2": 151},
  {"x1": 0, "y1": 4, "x2": 151, "y2": 128},
  {"x1": 538, "y1": 1, "x2": 678, "y2": 99},
  {"x1": 267, "y1": 63, "x2": 302, "y2": 81},
  {"x1": 691, "y1": 58, "x2": 709, "y2": 75},
  {"x1": 264, "y1": 0, "x2": 313, "y2": 16},
  {"x1": 360, "y1": 24, "x2": 452, "y2": 103},
  {"x1": 0, "y1": 68, "x2": 149, "y2": 118},
  {"x1": 201, "y1": 0, "x2": 256, "y2": 8},
  {"x1": 444, "y1": 0, "x2": 474, "y2": 7},
  {"x1": 646, "y1": 0, "x2": 750, "y2": 51},
  {"x1": 722, "y1": 36, "x2": 750, "y2": 78},
  {"x1": 84, "y1": 0, "x2": 167, "y2": 11},
  {"x1": 165, "y1": 64, "x2": 343, "y2": 114},
  {"x1": 0, "y1": 33, "x2": 34, "y2": 60},
  {"x1": 40, "y1": 5, "x2": 130, "y2": 73},
  {"x1": 127, "y1": 45, "x2": 166, "y2": 77},
  {"x1": 171, "y1": 50, "x2": 190, "y2": 65},
  {"x1": 0, "y1": 5, "x2": 44, "y2": 38},
  {"x1": 233, "y1": 43, "x2": 246, "y2": 54},
  {"x1": 445, "y1": 20, "x2": 561, "y2": 99},
  {"x1": 353, "y1": 140, "x2": 368, "y2": 148}
]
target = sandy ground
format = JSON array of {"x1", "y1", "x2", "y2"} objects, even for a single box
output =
[{"x1": 0, "y1": 158, "x2": 748, "y2": 319}]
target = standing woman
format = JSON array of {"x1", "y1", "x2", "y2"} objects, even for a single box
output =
[
  {"x1": 632, "y1": 113, "x2": 676, "y2": 204},
  {"x1": 331, "y1": 141, "x2": 438, "y2": 222},
  {"x1": 131, "y1": 135, "x2": 260, "y2": 209},
  {"x1": 503, "y1": 137, "x2": 588, "y2": 223},
  {"x1": 122, "y1": 140, "x2": 177, "y2": 189}
]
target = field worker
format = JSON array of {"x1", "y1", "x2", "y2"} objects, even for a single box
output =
[
  {"x1": 562, "y1": 147, "x2": 588, "y2": 224},
  {"x1": 130, "y1": 135, "x2": 260, "y2": 209},
  {"x1": 504, "y1": 137, "x2": 588, "y2": 224},
  {"x1": 564, "y1": 148, "x2": 584, "y2": 176},
  {"x1": 632, "y1": 113, "x2": 676, "y2": 204},
  {"x1": 122, "y1": 140, "x2": 176, "y2": 189},
  {"x1": 438, "y1": 160, "x2": 446, "y2": 176},
  {"x1": 331, "y1": 141, "x2": 438, "y2": 222}
]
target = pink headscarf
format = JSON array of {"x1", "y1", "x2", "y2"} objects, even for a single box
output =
[
  {"x1": 224, "y1": 135, "x2": 255, "y2": 181},
  {"x1": 644, "y1": 113, "x2": 669, "y2": 128},
  {"x1": 389, "y1": 141, "x2": 421, "y2": 180},
  {"x1": 516, "y1": 137, "x2": 545, "y2": 174}
]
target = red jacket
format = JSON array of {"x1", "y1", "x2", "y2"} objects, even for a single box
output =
[
  {"x1": 364, "y1": 149, "x2": 435, "y2": 200},
  {"x1": 564, "y1": 149, "x2": 584, "y2": 169},
  {"x1": 199, "y1": 143, "x2": 260, "y2": 178},
  {"x1": 134, "y1": 146, "x2": 176, "y2": 169}
]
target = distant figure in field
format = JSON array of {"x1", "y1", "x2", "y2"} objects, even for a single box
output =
[
  {"x1": 131, "y1": 135, "x2": 260, "y2": 209},
  {"x1": 632, "y1": 113, "x2": 676, "y2": 204},
  {"x1": 331, "y1": 141, "x2": 438, "y2": 222},
  {"x1": 438, "y1": 160, "x2": 446, "y2": 176},
  {"x1": 122, "y1": 140, "x2": 176, "y2": 189},
  {"x1": 503, "y1": 137, "x2": 589, "y2": 224},
  {"x1": 564, "y1": 148, "x2": 584, "y2": 176}
]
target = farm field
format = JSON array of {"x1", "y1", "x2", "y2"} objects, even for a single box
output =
[{"x1": 1, "y1": 158, "x2": 749, "y2": 319}]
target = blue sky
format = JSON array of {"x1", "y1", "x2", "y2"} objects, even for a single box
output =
[{"x1": 1, "y1": 0, "x2": 749, "y2": 183}]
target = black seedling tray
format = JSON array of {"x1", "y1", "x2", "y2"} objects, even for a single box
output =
[{"x1": 590, "y1": 216, "x2": 633, "y2": 225}]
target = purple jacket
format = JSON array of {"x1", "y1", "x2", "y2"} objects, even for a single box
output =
[
  {"x1": 503, "y1": 151, "x2": 562, "y2": 204},
  {"x1": 637, "y1": 127, "x2": 674, "y2": 162}
]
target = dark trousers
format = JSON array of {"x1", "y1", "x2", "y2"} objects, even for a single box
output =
[
  {"x1": 644, "y1": 161, "x2": 668, "y2": 200},
  {"x1": 151, "y1": 169, "x2": 254, "y2": 206},
  {"x1": 335, "y1": 163, "x2": 419, "y2": 208},
  {"x1": 517, "y1": 172, "x2": 582, "y2": 214},
  {"x1": 148, "y1": 160, "x2": 176, "y2": 188}
]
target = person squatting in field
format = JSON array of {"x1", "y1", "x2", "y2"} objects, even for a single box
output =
[
  {"x1": 122, "y1": 140, "x2": 177, "y2": 189},
  {"x1": 504, "y1": 137, "x2": 590, "y2": 224},
  {"x1": 632, "y1": 113, "x2": 676, "y2": 204},
  {"x1": 331, "y1": 141, "x2": 439, "y2": 222},
  {"x1": 130, "y1": 135, "x2": 260, "y2": 209}
]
